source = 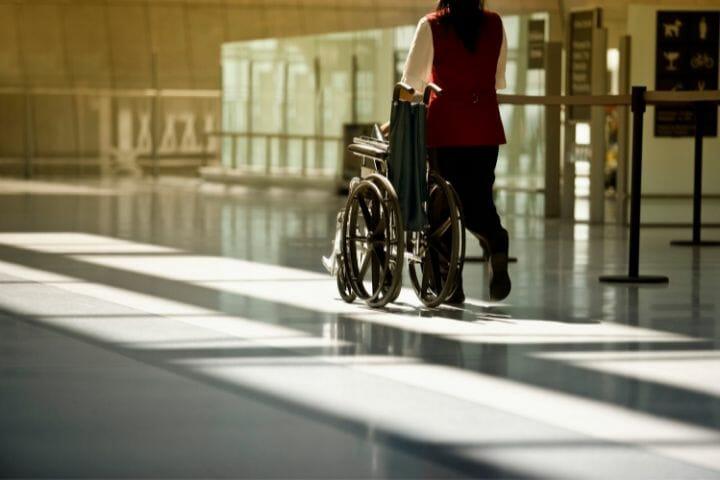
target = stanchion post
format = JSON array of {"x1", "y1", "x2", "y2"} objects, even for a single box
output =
[
  {"x1": 670, "y1": 101, "x2": 720, "y2": 247},
  {"x1": 599, "y1": 86, "x2": 669, "y2": 284},
  {"x1": 628, "y1": 86, "x2": 644, "y2": 278}
]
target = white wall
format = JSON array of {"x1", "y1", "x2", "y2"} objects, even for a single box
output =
[{"x1": 628, "y1": 4, "x2": 720, "y2": 196}]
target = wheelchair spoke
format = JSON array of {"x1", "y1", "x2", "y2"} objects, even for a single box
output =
[
  {"x1": 430, "y1": 250, "x2": 443, "y2": 293},
  {"x1": 357, "y1": 196, "x2": 376, "y2": 231},
  {"x1": 374, "y1": 215, "x2": 386, "y2": 235},
  {"x1": 430, "y1": 219, "x2": 451, "y2": 240},
  {"x1": 421, "y1": 256, "x2": 432, "y2": 296},
  {"x1": 358, "y1": 251, "x2": 373, "y2": 279},
  {"x1": 430, "y1": 242, "x2": 450, "y2": 264},
  {"x1": 374, "y1": 250, "x2": 387, "y2": 279}
]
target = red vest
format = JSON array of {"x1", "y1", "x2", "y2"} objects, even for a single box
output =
[{"x1": 426, "y1": 10, "x2": 507, "y2": 147}]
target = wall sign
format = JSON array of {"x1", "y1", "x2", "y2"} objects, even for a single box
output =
[
  {"x1": 528, "y1": 19, "x2": 546, "y2": 70},
  {"x1": 568, "y1": 9, "x2": 602, "y2": 121},
  {"x1": 655, "y1": 11, "x2": 719, "y2": 137}
]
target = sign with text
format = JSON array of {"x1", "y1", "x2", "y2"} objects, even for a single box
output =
[
  {"x1": 655, "y1": 11, "x2": 719, "y2": 137},
  {"x1": 528, "y1": 19, "x2": 546, "y2": 70},
  {"x1": 568, "y1": 9, "x2": 602, "y2": 121}
]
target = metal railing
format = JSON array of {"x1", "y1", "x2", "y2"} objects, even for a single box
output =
[
  {"x1": 0, "y1": 86, "x2": 221, "y2": 99},
  {"x1": 0, "y1": 87, "x2": 221, "y2": 178}
]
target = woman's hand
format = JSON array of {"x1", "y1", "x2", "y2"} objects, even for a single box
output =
[{"x1": 380, "y1": 122, "x2": 390, "y2": 138}]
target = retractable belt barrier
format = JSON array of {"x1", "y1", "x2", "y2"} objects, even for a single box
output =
[
  {"x1": 496, "y1": 89, "x2": 720, "y2": 106},
  {"x1": 495, "y1": 87, "x2": 720, "y2": 285},
  {"x1": 667, "y1": 98, "x2": 720, "y2": 248}
]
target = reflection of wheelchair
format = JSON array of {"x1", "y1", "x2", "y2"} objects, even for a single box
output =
[{"x1": 328, "y1": 83, "x2": 466, "y2": 308}]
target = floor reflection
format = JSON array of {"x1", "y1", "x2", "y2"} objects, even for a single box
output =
[{"x1": 1, "y1": 179, "x2": 720, "y2": 478}]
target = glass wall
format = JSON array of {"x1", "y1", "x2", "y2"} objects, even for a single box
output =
[
  {"x1": 222, "y1": 14, "x2": 547, "y2": 192},
  {"x1": 222, "y1": 29, "x2": 394, "y2": 178}
]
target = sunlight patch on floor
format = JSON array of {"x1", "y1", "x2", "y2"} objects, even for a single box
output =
[{"x1": 535, "y1": 351, "x2": 720, "y2": 397}]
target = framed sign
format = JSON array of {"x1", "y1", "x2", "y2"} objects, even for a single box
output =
[
  {"x1": 655, "y1": 11, "x2": 719, "y2": 137},
  {"x1": 528, "y1": 19, "x2": 546, "y2": 70},
  {"x1": 568, "y1": 8, "x2": 602, "y2": 121}
]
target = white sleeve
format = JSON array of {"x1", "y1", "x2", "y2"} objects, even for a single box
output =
[
  {"x1": 401, "y1": 17, "x2": 433, "y2": 93},
  {"x1": 495, "y1": 22, "x2": 508, "y2": 90}
]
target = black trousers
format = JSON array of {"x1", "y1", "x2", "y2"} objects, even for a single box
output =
[{"x1": 428, "y1": 146, "x2": 509, "y2": 256}]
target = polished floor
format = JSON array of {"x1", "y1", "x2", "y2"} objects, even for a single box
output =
[{"x1": 1, "y1": 177, "x2": 719, "y2": 479}]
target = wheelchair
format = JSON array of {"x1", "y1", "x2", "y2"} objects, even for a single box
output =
[{"x1": 328, "y1": 83, "x2": 466, "y2": 308}]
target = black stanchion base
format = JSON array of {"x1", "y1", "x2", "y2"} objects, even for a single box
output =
[
  {"x1": 599, "y1": 275, "x2": 669, "y2": 284},
  {"x1": 670, "y1": 240, "x2": 720, "y2": 247},
  {"x1": 465, "y1": 256, "x2": 518, "y2": 263}
]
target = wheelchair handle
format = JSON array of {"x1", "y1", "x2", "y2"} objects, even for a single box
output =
[
  {"x1": 393, "y1": 82, "x2": 415, "y2": 102},
  {"x1": 423, "y1": 83, "x2": 442, "y2": 105}
]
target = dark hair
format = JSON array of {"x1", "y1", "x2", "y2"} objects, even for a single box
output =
[{"x1": 436, "y1": 0, "x2": 485, "y2": 52}]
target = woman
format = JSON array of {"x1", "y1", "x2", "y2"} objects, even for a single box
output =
[{"x1": 401, "y1": 0, "x2": 510, "y2": 303}]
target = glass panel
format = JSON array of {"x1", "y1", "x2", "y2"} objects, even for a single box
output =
[
  {"x1": 220, "y1": 13, "x2": 546, "y2": 205},
  {"x1": 495, "y1": 14, "x2": 547, "y2": 215}
]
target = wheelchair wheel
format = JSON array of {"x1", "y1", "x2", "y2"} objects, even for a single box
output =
[
  {"x1": 408, "y1": 172, "x2": 462, "y2": 308},
  {"x1": 364, "y1": 173, "x2": 405, "y2": 304},
  {"x1": 341, "y1": 179, "x2": 403, "y2": 308},
  {"x1": 448, "y1": 181, "x2": 466, "y2": 297},
  {"x1": 336, "y1": 261, "x2": 356, "y2": 303}
]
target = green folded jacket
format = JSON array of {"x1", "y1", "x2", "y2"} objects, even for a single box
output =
[{"x1": 388, "y1": 100, "x2": 429, "y2": 232}]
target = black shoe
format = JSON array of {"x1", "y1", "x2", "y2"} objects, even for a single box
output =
[{"x1": 489, "y1": 253, "x2": 511, "y2": 301}]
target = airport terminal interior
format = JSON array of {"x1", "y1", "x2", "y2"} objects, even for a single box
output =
[{"x1": 1, "y1": 0, "x2": 720, "y2": 478}]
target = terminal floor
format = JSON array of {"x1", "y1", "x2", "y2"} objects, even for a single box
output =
[{"x1": 1, "y1": 178, "x2": 719, "y2": 479}]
